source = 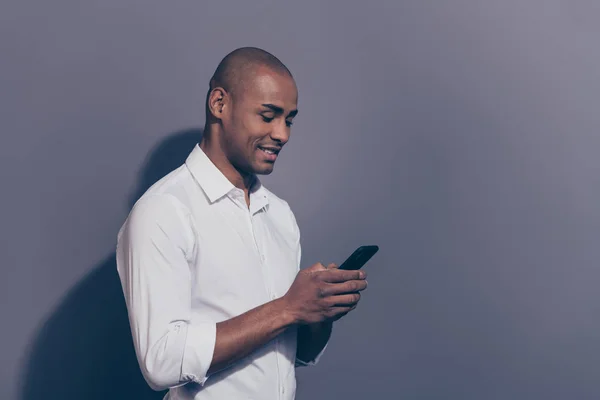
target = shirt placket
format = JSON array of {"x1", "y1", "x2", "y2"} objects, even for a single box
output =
[{"x1": 245, "y1": 208, "x2": 284, "y2": 399}]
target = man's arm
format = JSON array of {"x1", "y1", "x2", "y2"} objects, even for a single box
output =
[
  {"x1": 211, "y1": 260, "x2": 366, "y2": 373},
  {"x1": 296, "y1": 321, "x2": 332, "y2": 365},
  {"x1": 207, "y1": 298, "x2": 295, "y2": 375},
  {"x1": 117, "y1": 195, "x2": 216, "y2": 390}
]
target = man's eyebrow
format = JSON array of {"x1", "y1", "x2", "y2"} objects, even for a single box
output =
[{"x1": 261, "y1": 103, "x2": 298, "y2": 117}]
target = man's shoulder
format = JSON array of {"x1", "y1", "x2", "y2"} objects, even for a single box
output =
[
  {"x1": 140, "y1": 164, "x2": 192, "y2": 199},
  {"x1": 122, "y1": 166, "x2": 194, "y2": 229}
]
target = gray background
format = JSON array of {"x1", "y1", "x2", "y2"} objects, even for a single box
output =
[{"x1": 2, "y1": 1, "x2": 599, "y2": 399}]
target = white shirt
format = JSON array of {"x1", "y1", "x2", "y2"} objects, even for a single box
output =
[{"x1": 116, "y1": 144, "x2": 325, "y2": 400}]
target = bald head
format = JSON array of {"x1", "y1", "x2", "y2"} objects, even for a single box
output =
[
  {"x1": 201, "y1": 47, "x2": 298, "y2": 179},
  {"x1": 209, "y1": 47, "x2": 293, "y2": 99}
]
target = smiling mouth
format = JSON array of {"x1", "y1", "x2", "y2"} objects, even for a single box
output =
[{"x1": 258, "y1": 146, "x2": 280, "y2": 155}]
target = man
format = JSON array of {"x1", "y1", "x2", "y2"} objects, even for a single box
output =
[{"x1": 116, "y1": 47, "x2": 367, "y2": 399}]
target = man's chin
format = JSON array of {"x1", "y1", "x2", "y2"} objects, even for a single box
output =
[
  {"x1": 253, "y1": 162, "x2": 275, "y2": 175},
  {"x1": 255, "y1": 167, "x2": 274, "y2": 175}
]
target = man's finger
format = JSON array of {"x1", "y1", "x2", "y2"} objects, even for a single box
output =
[
  {"x1": 328, "y1": 293, "x2": 361, "y2": 306},
  {"x1": 320, "y1": 280, "x2": 368, "y2": 297},
  {"x1": 327, "y1": 263, "x2": 338, "y2": 269},
  {"x1": 319, "y1": 268, "x2": 366, "y2": 283}
]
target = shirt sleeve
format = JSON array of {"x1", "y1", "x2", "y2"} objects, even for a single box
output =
[
  {"x1": 116, "y1": 194, "x2": 216, "y2": 391},
  {"x1": 287, "y1": 204, "x2": 329, "y2": 367}
]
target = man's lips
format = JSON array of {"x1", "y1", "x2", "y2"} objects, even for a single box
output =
[
  {"x1": 257, "y1": 145, "x2": 281, "y2": 154},
  {"x1": 257, "y1": 145, "x2": 280, "y2": 161}
]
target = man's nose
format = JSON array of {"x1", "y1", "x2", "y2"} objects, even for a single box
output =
[{"x1": 270, "y1": 120, "x2": 290, "y2": 144}]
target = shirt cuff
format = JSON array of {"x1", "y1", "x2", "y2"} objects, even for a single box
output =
[
  {"x1": 295, "y1": 342, "x2": 328, "y2": 367},
  {"x1": 181, "y1": 321, "x2": 217, "y2": 385}
]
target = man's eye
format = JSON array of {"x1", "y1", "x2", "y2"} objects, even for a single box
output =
[
  {"x1": 286, "y1": 120, "x2": 294, "y2": 127},
  {"x1": 261, "y1": 115, "x2": 274, "y2": 123}
]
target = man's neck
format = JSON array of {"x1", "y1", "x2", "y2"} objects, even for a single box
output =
[{"x1": 199, "y1": 134, "x2": 255, "y2": 192}]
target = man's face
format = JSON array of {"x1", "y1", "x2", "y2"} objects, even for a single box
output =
[{"x1": 220, "y1": 66, "x2": 298, "y2": 176}]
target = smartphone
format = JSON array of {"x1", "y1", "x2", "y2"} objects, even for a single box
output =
[{"x1": 338, "y1": 245, "x2": 379, "y2": 270}]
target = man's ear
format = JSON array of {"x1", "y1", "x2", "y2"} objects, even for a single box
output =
[{"x1": 207, "y1": 87, "x2": 227, "y2": 119}]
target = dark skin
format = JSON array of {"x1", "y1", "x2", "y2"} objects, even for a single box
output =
[
  {"x1": 200, "y1": 65, "x2": 367, "y2": 375},
  {"x1": 200, "y1": 67, "x2": 298, "y2": 202}
]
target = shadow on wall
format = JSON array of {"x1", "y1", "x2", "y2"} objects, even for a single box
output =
[{"x1": 20, "y1": 128, "x2": 203, "y2": 400}]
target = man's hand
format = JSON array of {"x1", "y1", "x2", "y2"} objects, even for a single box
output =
[{"x1": 282, "y1": 262, "x2": 368, "y2": 325}]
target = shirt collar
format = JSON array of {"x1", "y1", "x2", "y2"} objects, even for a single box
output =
[
  {"x1": 185, "y1": 144, "x2": 269, "y2": 213},
  {"x1": 247, "y1": 176, "x2": 269, "y2": 215}
]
